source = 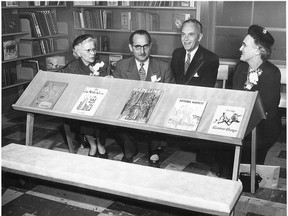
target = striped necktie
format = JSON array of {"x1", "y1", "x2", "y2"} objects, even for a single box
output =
[
  {"x1": 184, "y1": 52, "x2": 191, "y2": 74},
  {"x1": 138, "y1": 63, "x2": 146, "y2": 81}
]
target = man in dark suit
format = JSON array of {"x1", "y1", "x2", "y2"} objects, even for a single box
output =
[
  {"x1": 113, "y1": 29, "x2": 175, "y2": 167},
  {"x1": 171, "y1": 19, "x2": 220, "y2": 174},
  {"x1": 171, "y1": 19, "x2": 219, "y2": 87}
]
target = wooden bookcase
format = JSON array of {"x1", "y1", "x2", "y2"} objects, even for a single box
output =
[
  {"x1": 2, "y1": 2, "x2": 70, "y2": 113},
  {"x1": 13, "y1": 70, "x2": 265, "y2": 193},
  {"x1": 71, "y1": 1, "x2": 200, "y2": 61}
]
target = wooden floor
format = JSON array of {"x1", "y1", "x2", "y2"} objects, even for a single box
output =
[{"x1": 2, "y1": 111, "x2": 287, "y2": 216}]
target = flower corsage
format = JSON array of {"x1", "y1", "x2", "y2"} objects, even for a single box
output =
[
  {"x1": 89, "y1": 61, "x2": 105, "y2": 76},
  {"x1": 244, "y1": 67, "x2": 263, "y2": 90}
]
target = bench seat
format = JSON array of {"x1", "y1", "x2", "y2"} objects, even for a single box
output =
[{"x1": 2, "y1": 144, "x2": 242, "y2": 216}]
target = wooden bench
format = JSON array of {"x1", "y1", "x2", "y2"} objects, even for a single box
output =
[{"x1": 2, "y1": 143, "x2": 243, "y2": 216}]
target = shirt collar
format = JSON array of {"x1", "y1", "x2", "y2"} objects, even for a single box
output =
[
  {"x1": 186, "y1": 46, "x2": 199, "y2": 61},
  {"x1": 135, "y1": 59, "x2": 149, "y2": 70}
]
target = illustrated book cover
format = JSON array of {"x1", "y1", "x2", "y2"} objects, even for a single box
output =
[
  {"x1": 119, "y1": 88, "x2": 163, "y2": 124},
  {"x1": 109, "y1": 54, "x2": 122, "y2": 73},
  {"x1": 71, "y1": 87, "x2": 108, "y2": 116},
  {"x1": 208, "y1": 105, "x2": 246, "y2": 137},
  {"x1": 166, "y1": 99, "x2": 207, "y2": 131},
  {"x1": 3, "y1": 38, "x2": 18, "y2": 60},
  {"x1": 172, "y1": 13, "x2": 191, "y2": 30},
  {"x1": 30, "y1": 81, "x2": 68, "y2": 109}
]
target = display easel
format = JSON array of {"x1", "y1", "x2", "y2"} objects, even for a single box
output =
[{"x1": 13, "y1": 71, "x2": 265, "y2": 193}]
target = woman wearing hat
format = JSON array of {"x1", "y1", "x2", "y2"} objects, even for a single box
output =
[
  {"x1": 233, "y1": 25, "x2": 282, "y2": 164},
  {"x1": 62, "y1": 34, "x2": 110, "y2": 158}
]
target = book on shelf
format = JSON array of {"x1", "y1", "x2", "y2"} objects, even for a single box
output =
[
  {"x1": 4, "y1": 1, "x2": 19, "y2": 6},
  {"x1": 71, "y1": 87, "x2": 108, "y2": 116},
  {"x1": 172, "y1": 13, "x2": 191, "y2": 30},
  {"x1": 107, "y1": 1, "x2": 118, "y2": 6},
  {"x1": 2, "y1": 14, "x2": 20, "y2": 33},
  {"x1": 118, "y1": 88, "x2": 163, "y2": 124},
  {"x1": 3, "y1": 38, "x2": 18, "y2": 60},
  {"x1": 2, "y1": 67, "x2": 17, "y2": 87},
  {"x1": 132, "y1": 11, "x2": 159, "y2": 31},
  {"x1": 109, "y1": 54, "x2": 122, "y2": 73},
  {"x1": 121, "y1": 12, "x2": 131, "y2": 30},
  {"x1": 46, "y1": 56, "x2": 65, "y2": 70},
  {"x1": 74, "y1": 1, "x2": 94, "y2": 6},
  {"x1": 208, "y1": 105, "x2": 246, "y2": 137},
  {"x1": 166, "y1": 99, "x2": 207, "y2": 131},
  {"x1": 19, "y1": 11, "x2": 58, "y2": 38},
  {"x1": 17, "y1": 60, "x2": 39, "y2": 80},
  {"x1": 121, "y1": 1, "x2": 130, "y2": 6},
  {"x1": 30, "y1": 81, "x2": 68, "y2": 110}
]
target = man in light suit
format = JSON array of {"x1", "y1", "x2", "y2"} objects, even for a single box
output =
[
  {"x1": 171, "y1": 19, "x2": 219, "y2": 87},
  {"x1": 113, "y1": 29, "x2": 175, "y2": 167}
]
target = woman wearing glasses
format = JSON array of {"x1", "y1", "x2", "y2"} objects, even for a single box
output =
[{"x1": 62, "y1": 34, "x2": 110, "y2": 158}]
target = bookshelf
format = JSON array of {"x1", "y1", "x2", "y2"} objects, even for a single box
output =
[
  {"x1": 72, "y1": 1, "x2": 200, "y2": 61},
  {"x1": 2, "y1": 1, "x2": 70, "y2": 113}
]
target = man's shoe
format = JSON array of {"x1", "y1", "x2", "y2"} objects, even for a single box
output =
[
  {"x1": 96, "y1": 151, "x2": 108, "y2": 159},
  {"x1": 148, "y1": 159, "x2": 160, "y2": 168},
  {"x1": 121, "y1": 156, "x2": 133, "y2": 163}
]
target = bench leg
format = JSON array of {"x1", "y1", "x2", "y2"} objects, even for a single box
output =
[
  {"x1": 26, "y1": 113, "x2": 34, "y2": 146},
  {"x1": 232, "y1": 146, "x2": 241, "y2": 181},
  {"x1": 63, "y1": 123, "x2": 75, "y2": 154},
  {"x1": 250, "y1": 128, "x2": 257, "y2": 193}
]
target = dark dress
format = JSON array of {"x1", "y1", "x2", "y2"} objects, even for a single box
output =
[
  {"x1": 61, "y1": 58, "x2": 110, "y2": 144},
  {"x1": 233, "y1": 61, "x2": 282, "y2": 164}
]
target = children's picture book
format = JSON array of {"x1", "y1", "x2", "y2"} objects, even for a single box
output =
[
  {"x1": 30, "y1": 81, "x2": 68, "y2": 109},
  {"x1": 166, "y1": 99, "x2": 207, "y2": 131},
  {"x1": 119, "y1": 88, "x2": 163, "y2": 124},
  {"x1": 208, "y1": 105, "x2": 246, "y2": 137},
  {"x1": 71, "y1": 87, "x2": 108, "y2": 116},
  {"x1": 3, "y1": 39, "x2": 18, "y2": 60},
  {"x1": 172, "y1": 13, "x2": 191, "y2": 30},
  {"x1": 109, "y1": 54, "x2": 122, "y2": 73}
]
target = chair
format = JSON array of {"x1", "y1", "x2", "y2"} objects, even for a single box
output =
[
  {"x1": 216, "y1": 65, "x2": 229, "y2": 89},
  {"x1": 279, "y1": 66, "x2": 286, "y2": 109}
]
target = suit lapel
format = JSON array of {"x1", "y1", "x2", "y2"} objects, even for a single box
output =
[
  {"x1": 126, "y1": 58, "x2": 141, "y2": 80},
  {"x1": 184, "y1": 46, "x2": 204, "y2": 84},
  {"x1": 146, "y1": 58, "x2": 157, "y2": 82}
]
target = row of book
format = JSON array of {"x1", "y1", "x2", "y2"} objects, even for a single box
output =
[
  {"x1": 73, "y1": 10, "x2": 160, "y2": 31},
  {"x1": 133, "y1": 1, "x2": 195, "y2": 7},
  {"x1": 73, "y1": 1, "x2": 194, "y2": 7},
  {"x1": 132, "y1": 11, "x2": 159, "y2": 31},
  {"x1": 73, "y1": 10, "x2": 191, "y2": 31},
  {"x1": 2, "y1": 1, "x2": 65, "y2": 7},
  {"x1": 73, "y1": 10, "x2": 112, "y2": 29},
  {"x1": 20, "y1": 38, "x2": 57, "y2": 56},
  {"x1": 2, "y1": 67, "x2": 17, "y2": 87},
  {"x1": 20, "y1": 11, "x2": 58, "y2": 38},
  {"x1": 31, "y1": 81, "x2": 244, "y2": 138}
]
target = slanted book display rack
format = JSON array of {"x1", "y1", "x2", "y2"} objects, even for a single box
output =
[{"x1": 13, "y1": 71, "x2": 265, "y2": 193}]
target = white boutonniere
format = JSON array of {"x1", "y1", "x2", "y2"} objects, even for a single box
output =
[
  {"x1": 151, "y1": 75, "x2": 161, "y2": 82},
  {"x1": 89, "y1": 61, "x2": 105, "y2": 76},
  {"x1": 244, "y1": 68, "x2": 263, "y2": 90}
]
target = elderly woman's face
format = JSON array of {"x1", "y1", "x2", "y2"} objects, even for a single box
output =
[
  {"x1": 239, "y1": 35, "x2": 259, "y2": 63},
  {"x1": 78, "y1": 40, "x2": 97, "y2": 65}
]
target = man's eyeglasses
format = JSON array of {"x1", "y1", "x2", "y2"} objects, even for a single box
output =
[{"x1": 132, "y1": 44, "x2": 150, "y2": 51}]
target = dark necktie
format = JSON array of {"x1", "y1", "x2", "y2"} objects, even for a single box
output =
[
  {"x1": 138, "y1": 63, "x2": 146, "y2": 81},
  {"x1": 184, "y1": 52, "x2": 191, "y2": 74}
]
